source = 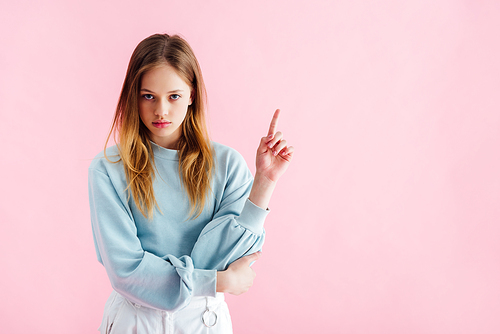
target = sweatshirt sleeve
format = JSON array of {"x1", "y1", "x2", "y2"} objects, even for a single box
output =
[
  {"x1": 89, "y1": 167, "x2": 216, "y2": 312},
  {"x1": 190, "y1": 149, "x2": 269, "y2": 271}
]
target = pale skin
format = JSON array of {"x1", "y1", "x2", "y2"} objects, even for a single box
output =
[
  {"x1": 216, "y1": 109, "x2": 294, "y2": 295},
  {"x1": 138, "y1": 65, "x2": 294, "y2": 295}
]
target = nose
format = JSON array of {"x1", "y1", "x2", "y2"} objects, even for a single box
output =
[{"x1": 155, "y1": 98, "x2": 169, "y2": 117}]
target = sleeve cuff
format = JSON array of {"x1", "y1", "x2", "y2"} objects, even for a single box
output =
[
  {"x1": 192, "y1": 269, "x2": 217, "y2": 297},
  {"x1": 236, "y1": 199, "x2": 270, "y2": 235}
]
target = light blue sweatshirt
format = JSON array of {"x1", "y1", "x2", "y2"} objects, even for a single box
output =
[{"x1": 88, "y1": 142, "x2": 267, "y2": 312}]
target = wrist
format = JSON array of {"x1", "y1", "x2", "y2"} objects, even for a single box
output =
[
  {"x1": 253, "y1": 173, "x2": 277, "y2": 188},
  {"x1": 249, "y1": 173, "x2": 276, "y2": 210},
  {"x1": 216, "y1": 270, "x2": 228, "y2": 293}
]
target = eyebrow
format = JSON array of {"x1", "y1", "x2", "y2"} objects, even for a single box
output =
[{"x1": 140, "y1": 88, "x2": 184, "y2": 94}]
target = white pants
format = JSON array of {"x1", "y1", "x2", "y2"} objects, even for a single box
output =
[{"x1": 99, "y1": 291, "x2": 233, "y2": 334}]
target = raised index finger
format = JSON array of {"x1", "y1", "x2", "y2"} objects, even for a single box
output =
[{"x1": 267, "y1": 109, "x2": 281, "y2": 137}]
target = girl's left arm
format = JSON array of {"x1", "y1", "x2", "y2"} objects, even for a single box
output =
[
  {"x1": 191, "y1": 109, "x2": 293, "y2": 272},
  {"x1": 249, "y1": 109, "x2": 294, "y2": 209},
  {"x1": 190, "y1": 156, "x2": 267, "y2": 271}
]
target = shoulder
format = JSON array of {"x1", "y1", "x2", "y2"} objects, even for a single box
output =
[
  {"x1": 211, "y1": 141, "x2": 247, "y2": 167},
  {"x1": 88, "y1": 145, "x2": 123, "y2": 176},
  {"x1": 211, "y1": 141, "x2": 252, "y2": 181}
]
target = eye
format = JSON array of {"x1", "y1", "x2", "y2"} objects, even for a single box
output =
[
  {"x1": 142, "y1": 94, "x2": 154, "y2": 100},
  {"x1": 170, "y1": 94, "x2": 181, "y2": 100}
]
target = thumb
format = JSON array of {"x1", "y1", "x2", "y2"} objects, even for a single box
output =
[
  {"x1": 243, "y1": 251, "x2": 262, "y2": 265},
  {"x1": 258, "y1": 135, "x2": 272, "y2": 153}
]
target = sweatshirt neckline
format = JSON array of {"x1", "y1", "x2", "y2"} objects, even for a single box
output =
[{"x1": 151, "y1": 141, "x2": 179, "y2": 161}]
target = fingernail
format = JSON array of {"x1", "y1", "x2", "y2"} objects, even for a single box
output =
[{"x1": 268, "y1": 134, "x2": 273, "y2": 138}]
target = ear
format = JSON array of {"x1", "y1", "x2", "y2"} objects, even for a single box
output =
[{"x1": 188, "y1": 90, "x2": 194, "y2": 106}]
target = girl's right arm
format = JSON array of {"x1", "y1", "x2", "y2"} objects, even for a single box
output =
[{"x1": 89, "y1": 167, "x2": 217, "y2": 312}]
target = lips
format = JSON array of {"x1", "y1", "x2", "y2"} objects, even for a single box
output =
[{"x1": 152, "y1": 120, "x2": 172, "y2": 128}]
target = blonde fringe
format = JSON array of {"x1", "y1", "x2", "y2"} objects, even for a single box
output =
[
  {"x1": 104, "y1": 102, "x2": 161, "y2": 220},
  {"x1": 103, "y1": 33, "x2": 213, "y2": 221},
  {"x1": 178, "y1": 112, "x2": 214, "y2": 218}
]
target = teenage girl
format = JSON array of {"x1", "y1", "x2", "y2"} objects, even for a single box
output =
[{"x1": 88, "y1": 33, "x2": 293, "y2": 334}]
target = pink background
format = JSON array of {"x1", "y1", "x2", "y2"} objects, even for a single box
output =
[{"x1": 1, "y1": 1, "x2": 499, "y2": 333}]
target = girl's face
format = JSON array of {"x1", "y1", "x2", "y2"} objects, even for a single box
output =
[{"x1": 138, "y1": 64, "x2": 192, "y2": 149}]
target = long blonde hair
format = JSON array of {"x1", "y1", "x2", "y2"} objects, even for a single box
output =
[{"x1": 105, "y1": 34, "x2": 214, "y2": 219}]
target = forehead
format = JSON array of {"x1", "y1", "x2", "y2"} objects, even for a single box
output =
[{"x1": 140, "y1": 64, "x2": 190, "y2": 91}]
